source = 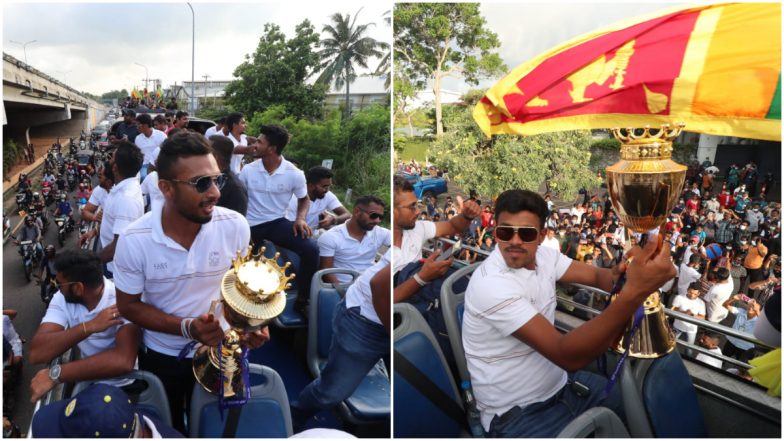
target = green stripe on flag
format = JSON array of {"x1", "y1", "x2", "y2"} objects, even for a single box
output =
[{"x1": 766, "y1": 75, "x2": 781, "y2": 120}]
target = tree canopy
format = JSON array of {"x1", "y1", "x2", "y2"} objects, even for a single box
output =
[
  {"x1": 429, "y1": 91, "x2": 601, "y2": 198},
  {"x1": 394, "y1": 3, "x2": 506, "y2": 137},
  {"x1": 224, "y1": 21, "x2": 326, "y2": 119}
]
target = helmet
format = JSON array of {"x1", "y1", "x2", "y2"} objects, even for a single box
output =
[
  {"x1": 24, "y1": 216, "x2": 34, "y2": 225},
  {"x1": 45, "y1": 244, "x2": 56, "y2": 254},
  {"x1": 59, "y1": 194, "x2": 66, "y2": 201},
  {"x1": 32, "y1": 192, "x2": 40, "y2": 198}
]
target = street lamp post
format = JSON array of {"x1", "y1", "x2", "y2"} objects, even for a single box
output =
[
  {"x1": 187, "y1": 3, "x2": 195, "y2": 113},
  {"x1": 9, "y1": 39, "x2": 37, "y2": 65},
  {"x1": 134, "y1": 62, "x2": 149, "y2": 91}
]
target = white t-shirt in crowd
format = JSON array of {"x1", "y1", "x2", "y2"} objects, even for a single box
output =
[
  {"x1": 695, "y1": 347, "x2": 723, "y2": 368},
  {"x1": 704, "y1": 280, "x2": 734, "y2": 322},
  {"x1": 140, "y1": 171, "x2": 165, "y2": 214},
  {"x1": 463, "y1": 246, "x2": 572, "y2": 430},
  {"x1": 41, "y1": 278, "x2": 136, "y2": 387},
  {"x1": 238, "y1": 157, "x2": 307, "y2": 227},
  {"x1": 285, "y1": 191, "x2": 344, "y2": 229},
  {"x1": 677, "y1": 264, "x2": 701, "y2": 296},
  {"x1": 88, "y1": 185, "x2": 110, "y2": 208},
  {"x1": 671, "y1": 295, "x2": 706, "y2": 333},
  {"x1": 318, "y1": 222, "x2": 391, "y2": 283},
  {"x1": 134, "y1": 129, "x2": 167, "y2": 165},
  {"x1": 542, "y1": 236, "x2": 560, "y2": 251},
  {"x1": 203, "y1": 125, "x2": 219, "y2": 139},
  {"x1": 345, "y1": 248, "x2": 390, "y2": 325},
  {"x1": 228, "y1": 133, "x2": 248, "y2": 175},
  {"x1": 101, "y1": 177, "x2": 145, "y2": 274},
  {"x1": 113, "y1": 205, "x2": 250, "y2": 357},
  {"x1": 393, "y1": 220, "x2": 436, "y2": 274}
]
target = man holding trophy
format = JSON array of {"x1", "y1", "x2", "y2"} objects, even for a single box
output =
[{"x1": 115, "y1": 132, "x2": 269, "y2": 433}]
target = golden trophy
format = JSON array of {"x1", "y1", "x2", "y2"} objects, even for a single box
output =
[
  {"x1": 605, "y1": 123, "x2": 686, "y2": 358},
  {"x1": 192, "y1": 246, "x2": 294, "y2": 399}
]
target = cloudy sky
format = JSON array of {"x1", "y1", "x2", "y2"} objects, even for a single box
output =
[
  {"x1": 2, "y1": 1, "x2": 390, "y2": 96},
  {"x1": 435, "y1": 2, "x2": 687, "y2": 97}
]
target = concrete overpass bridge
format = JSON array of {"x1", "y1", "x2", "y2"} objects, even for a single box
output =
[{"x1": 2, "y1": 52, "x2": 109, "y2": 150}]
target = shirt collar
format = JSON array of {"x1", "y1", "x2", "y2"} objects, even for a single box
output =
[{"x1": 150, "y1": 203, "x2": 213, "y2": 250}]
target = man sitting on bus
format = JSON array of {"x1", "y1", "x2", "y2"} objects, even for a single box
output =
[
  {"x1": 28, "y1": 250, "x2": 140, "y2": 402},
  {"x1": 462, "y1": 189, "x2": 674, "y2": 437},
  {"x1": 285, "y1": 166, "x2": 350, "y2": 234}
]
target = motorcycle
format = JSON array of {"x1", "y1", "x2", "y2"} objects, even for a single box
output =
[
  {"x1": 55, "y1": 215, "x2": 74, "y2": 247},
  {"x1": 39, "y1": 273, "x2": 58, "y2": 305},
  {"x1": 28, "y1": 208, "x2": 48, "y2": 234},
  {"x1": 18, "y1": 240, "x2": 39, "y2": 282},
  {"x1": 66, "y1": 172, "x2": 77, "y2": 191},
  {"x1": 3, "y1": 210, "x2": 10, "y2": 242},
  {"x1": 41, "y1": 184, "x2": 54, "y2": 205},
  {"x1": 15, "y1": 191, "x2": 30, "y2": 213},
  {"x1": 79, "y1": 140, "x2": 87, "y2": 150}
]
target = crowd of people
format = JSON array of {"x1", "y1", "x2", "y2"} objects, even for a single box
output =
[{"x1": 3, "y1": 104, "x2": 392, "y2": 437}]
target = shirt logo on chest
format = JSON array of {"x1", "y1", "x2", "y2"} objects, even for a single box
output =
[
  {"x1": 153, "y1": 262, "x2": 168, "y2": 271},
  {"x1": 208, "y1": 251, "x2": 221, "y2": 267}
]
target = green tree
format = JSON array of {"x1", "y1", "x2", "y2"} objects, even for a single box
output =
[
  {"x1": 394, "y1": 3, "x2": 506, "y2": 137},
  {"x1": 374, "y1": 10, "x2": 392, "y2": 90},
  {"x1": 225, "y1": 21, "x2": 326, "y2": 119},
  {"x1": 429, "y1": 91, "x2": 600, "y2": 198},
  {"x1": 100, "y1": 89, "x2": 129, "y2": 101},
  {"x1": 316, "y1": 9, "x2": 386, "y2": 119}
]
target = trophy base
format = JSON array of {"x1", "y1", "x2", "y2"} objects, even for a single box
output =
[
  {"x1": 192, "y1": 343, "x2": 244, "y2": 397},
  {"x1": 612, "y1": 291, "x2": 676, "y2": 359}
]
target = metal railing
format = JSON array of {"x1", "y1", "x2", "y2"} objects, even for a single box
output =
[
  {"x1": 26, "y1": 348, "x2": 75, "y2": 438},
  {"x1": 426, "y1": 236, "x2": 776, "y2": 371}
]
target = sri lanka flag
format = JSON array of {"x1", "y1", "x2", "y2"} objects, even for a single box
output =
[{"x1": 474, "y1": 3, "x2": 781, "y2": 141}]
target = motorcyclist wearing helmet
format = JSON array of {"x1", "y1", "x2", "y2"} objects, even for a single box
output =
[
  {"x1": 36, "y1": 245, "x2": 58, "y2": 302},
  {"x1": 75, "y1": 183, "x2": 91, "y2": 202},
  {"x1": 15, "y1": 216, "x2": 43, "y2": 257},
  {"x1": 42, "y1": 172, "x2": 55, "y2": 185},
  {"x1": 31, "y1": 192, "x2": 47, "y2": 223},
  {"x1": 54, "y1": 195, "x2": 75, "y2": 229},
  {"x1": 18, "y1": 173, "x2": 31, "y2": 192}
]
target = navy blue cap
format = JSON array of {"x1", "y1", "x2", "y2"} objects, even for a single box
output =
[{"x1": 32, "y1": 383, "x2": 137, "y2": 438}]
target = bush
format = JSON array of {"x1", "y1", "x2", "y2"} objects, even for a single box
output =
[{"x1": 3, "y1": 139, "x2": 22, "y2": 177}]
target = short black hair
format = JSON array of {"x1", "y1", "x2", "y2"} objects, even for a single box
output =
[
  {"x1": 208, "y1": 135, "x2": 234, "y2": 171},
  {"x1": 225, "y1": 112, "x2": 244, "y2": 132},
  {"x1": 688, "y1": 282, "x2": 701, "y2": 291},
  {"x1": 394, "y1": 175, "x2": 414, "y2": 195},
  {"x1": 101, "y1": 160, "x2": 115, "y2": 182},
  {"x1": 175, "y1": 110, "x2": 189, "y2": 120},
  {"x1": 258, "y1": 124, "x2": 289, "y2": 154},
  {"x1": 689, "y1": 254, "x2": 702, "y2": 265},
  {"x1": 157, "y1": 132, "x2": 212, "y2": 180},
  {"x1": 112, "y1": 141, "x2": 143, "y2": 179},
  {"x1": 153, "y1": 115, "x2": 167, "y2": 125},
  {"x1": 136, "y1": 113, "x2": 152, "y2": 127},
  {"x1": 356, "y1": 195, "x2": 385, "y2": 209},
  {"x1": 216, "y1": 116, "x2": 226, "y2": 125},
  {"x1": 54, "y1": 249, "x2": 104, "y2": 289},
  {"x1": 306, "y1": 166, "x2": 333, "y2": 184},
  {"x1": 494, "y1": 189, "x2": 549, "y2": 229}
]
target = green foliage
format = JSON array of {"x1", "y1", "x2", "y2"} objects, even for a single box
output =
[
  {"x1": 429, "y1": 101, "x2": 600, "y2": 198},
  {"x1": 224, "y1": 21, "x2": 326, "y2": 120},
  {"x1": 3, "y1": 139, "x2": 22, "y2": 177},
  {"x1": 245, "y1": 104, "x2": 389, "y2": 207},
  {"x1": 590, "y1": 137, "x2": 621, "y2": 151},
  {"x1": 394, "y1": 135, "x2": 429, "y2": 162},
  {"x1": 195, "y1": 103, "x2": 229, "y2": 122},
  {"x1": 394, "y1": 3, "x2": 507, "y2": 135},
  {"x1": 672, "y1": 142, "x2": 698, "y2": 163},
  {"x1": 100, "y1": 89, "x2": 129, "y2": 100}
]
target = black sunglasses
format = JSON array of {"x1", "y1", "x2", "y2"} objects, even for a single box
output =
[
  {"x1": 358, "y1": 206, "x2": 383, "y2": 220},
  {"x1": 169, "y1": 174, "x2": 226, "y2": 193},
  {"x1": 495, "y1": 226, "x2": 539, "y2": 243}
]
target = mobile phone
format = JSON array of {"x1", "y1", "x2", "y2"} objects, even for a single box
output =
[
  {"x1": 570, "y1": 380, "x2": 591, "y2": 398},
  {"x1": 436, "y1": 240, "x2": 462, "y2": 261},
  {"x1": 739, "y1": 294, "x2": 752, "y2": 302}
]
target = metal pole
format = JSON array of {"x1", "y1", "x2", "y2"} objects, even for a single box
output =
[
  {"x1": 9, "y1": 39, "x2": 36, "y2": 65},
  {"x1": 187, "y1": 3, "x2": 195, "y2": 113}
]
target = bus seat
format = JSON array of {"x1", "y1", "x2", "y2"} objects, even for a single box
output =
[
  {"x1": 264, "y1": 241, "x2": 305, "y2": 328},
  {"x1": 557, "y1": 407, "x2": 630, "y2": 438},
  {"x1": 306, "y1": 268, "x2": 390, "y2": 425},
  {"x1": 440, "y1": 263, "x2": 480, "y2": 386},
  {"x1": 71, "y1": 369, "x2": 172, "y2": 427},
  {"x1": 189, "y1": 363, "x2": 292, "y2": 438},
  {"x1": 627, "y1": 352, "x2": 707, "y2": 438},
  {"x1": 393, "y1": 303, "x2": 465, "y2": 438}
]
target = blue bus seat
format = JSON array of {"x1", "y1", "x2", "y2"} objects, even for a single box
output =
[
  {"x1": 393, "y1": 303, "x2": 464, "y2": 438},
  {"x1": 71, "y1": 369, "x2": 172, "y2": 427},
  {"x1": 306, "y1": 268, "x2": 390, "y2": 424},
  {"x1": 189, "y1": 363, "x2": 292, "y2": 438},
  {"x1": 622, "y1": 352, "x2": 707, "y2": 438},
  {"x1": 262, "y1": 240, "x2": 305, "y2": 329}
]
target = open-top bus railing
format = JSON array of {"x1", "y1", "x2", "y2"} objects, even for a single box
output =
[{"x1": 26, "y1": 348, "x2": 75, "y2": 438}]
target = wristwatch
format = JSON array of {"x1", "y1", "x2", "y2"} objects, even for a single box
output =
[{"x1": 49, "y1": 363, "x2": 62, "y2": 384}]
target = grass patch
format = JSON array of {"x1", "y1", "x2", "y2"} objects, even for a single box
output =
[{"x1": 397, "y1": 138, "x2": 430, "y2": 162}]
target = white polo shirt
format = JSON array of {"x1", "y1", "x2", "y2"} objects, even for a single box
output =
[
  {"x1": 671, "y1": 295, "x2": 706, "y2": 333},
  {"x1": 463, "y1": 246, "x2": 572, "y2": 430},
  {"x1": 228, "y1": 133, "x2": 247, "y2": 175},
  {"x1": 140, "y1": 171, "x2": 165, "y2": 214},
  {"x1": 345, "y1": 248, "x2": 390, "y2": 325},
  {"x1": 239, "y1": 157, "x2": 307, "y2": 227},
  {"x1": 134, "y1": 129, "x2": 167, "y2": 165},
  {"x1": 101, "y1": 177, "x2": 144, "y2": 274},
  {"x1": 88, "y1": 185, "x2": 110, "y2": 208},
  {"x1": 393, "y1": 220, "x2": 436, "y2": 274},
  {"x1": 704, "y1": 279, "x2": 734, "y2": 323},
  {"x1": 41, "y1": 278, "x2": 135, "y2": 387},
  {"x1": 285, "y1": 191, "x2": 344, "y2": 228},
  {"x1": 203, "y1": 125, "x2": 219, "y2": 139},
  {"x1": 677, "y1": 263, "x2": 701, "y2": 296},
  {"x1": 318, "y1": 223, "x2": 391, "y2": 283},
  {"x1": 113, "y1": 205, "x2": 250, "y2": 357}
]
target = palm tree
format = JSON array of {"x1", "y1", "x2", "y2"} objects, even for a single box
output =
[
  {"x1": 317, "y1": 9, "x2": 386, "y2": 118},
  {"x1": 374, "y1": 10, "x2": 391, "y2": 90}
]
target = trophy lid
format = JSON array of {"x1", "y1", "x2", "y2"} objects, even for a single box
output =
[
  {"x1": 220, "y1": 246, "x2": 294, "y2": 321},
  {"x1": 612, "y1": 123, "x2": 685, "y2": 160}
]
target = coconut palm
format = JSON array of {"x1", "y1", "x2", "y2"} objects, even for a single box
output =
[
  {"x1": 317, "y1": 8, "x2": 386, "y2": 118},
  {"x1": 374, "y1": 10, "x2": 391, "y2": 90}
]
